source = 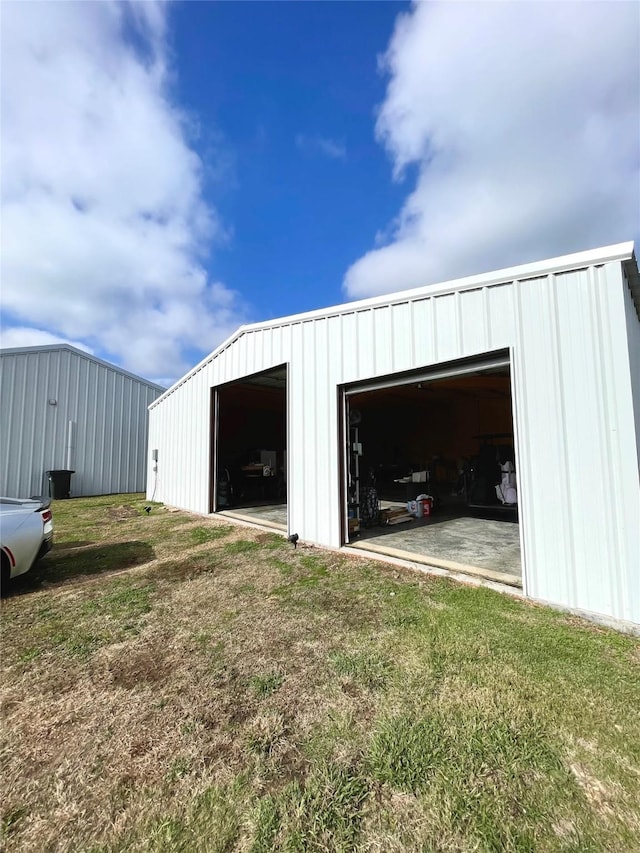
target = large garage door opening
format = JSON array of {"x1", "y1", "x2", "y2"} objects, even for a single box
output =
[
  {"x1": 212, "y1": 365, "x2": 287, "y2": 531},
  {"x1": 343, "y1": 354, "x2": 522, "y2": 586}
]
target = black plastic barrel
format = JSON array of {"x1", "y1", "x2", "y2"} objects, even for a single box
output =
[{"x1": 46, "y1": 470, "x2": 75, "y2": 499}]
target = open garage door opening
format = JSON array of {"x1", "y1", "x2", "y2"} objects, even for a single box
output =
[
  {"x1": 212, "y1": 365, "x2": 288, "y2": 531},
  {"x1": 342, "y1": 353, "x2": 522, "y2": 587}
]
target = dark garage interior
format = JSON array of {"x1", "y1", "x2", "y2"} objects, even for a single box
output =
[
  {"x1": 344, "y1": 363, "x2": 522, "y2": 584},
  {"x1": 213, "y1": 366, "x2": 287, "y2": 518}
]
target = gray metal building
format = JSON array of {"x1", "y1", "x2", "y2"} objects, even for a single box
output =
[
  {"x1": 0, "y1": 344, "x2": 164, "y2": 498},
  {"x1": 148, "y1": 243, "x2": 640, "y2": 629}
]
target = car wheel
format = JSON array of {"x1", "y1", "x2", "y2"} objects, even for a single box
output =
[{"x1": 1, "y1": 553, "x2": 10, "y2": 595}]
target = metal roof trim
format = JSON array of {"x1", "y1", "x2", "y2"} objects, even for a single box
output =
[
  {"x1": 0, "y1": 343, "x2": 166, "y2": 392},
  {"x1": 150, "y1": 241, "x2": 635, "y2": 408},
  {"x1": 622, "y1": 252, "x2": 640, "y2": 321}
]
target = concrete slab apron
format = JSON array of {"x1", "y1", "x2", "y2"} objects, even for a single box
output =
[
  {"x1": 352, "y1": 516, "x2": 522, "y2": 587},
  {"x1": 219, "y1": 504, "x2": 287, "y2": 531}
]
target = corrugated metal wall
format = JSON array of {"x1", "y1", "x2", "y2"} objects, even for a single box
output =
[
  {"x1": 0, "y1": 347, "x2": 162, "y2": 497},
  {"x1": 148, "y1": 251, "x2": 640, "y2": 626}
]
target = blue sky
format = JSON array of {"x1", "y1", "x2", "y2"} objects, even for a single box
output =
[
  {"x1": 2, "y1": 1, "x2": 639, "y2": 385},
  {"x1": 170, "y1": 1, "x2": 409, "y2": 321}
]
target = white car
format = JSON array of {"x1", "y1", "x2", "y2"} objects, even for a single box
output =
[{"x1": 0, "y1": 497, "x2": 54, "y2": 587}]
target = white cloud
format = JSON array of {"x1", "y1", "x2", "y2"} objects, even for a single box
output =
[
  {"x1": 345, "y1": 2, "x2": 640, "y2": 298},
  {"x1": 1, "y1": 1, "x2": 245, "y2": 381},
  {"x1": 296, "y1": 133, "x2": 347, "y2": 160},
  {"x1": 0, "y1": 326, "x2": 95, "y2": 354}
]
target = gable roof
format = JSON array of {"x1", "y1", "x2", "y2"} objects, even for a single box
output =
[
  {"x1": 151, "y1": 241, "x2": 637, "y2": 409},
  {"x1": 0, "y1": 343, "x2": 166, "y2": 392}
]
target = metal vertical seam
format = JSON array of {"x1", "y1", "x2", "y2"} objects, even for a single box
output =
[
  {"x1": 592, "y1": 264, "x2": 626, "y2": 619},
  {"x1": 511, "y1": 283, "x2": 530, "y2": 599},
  {"x1": 549, "y1": 273, "x2": 578, "y2": 607}
]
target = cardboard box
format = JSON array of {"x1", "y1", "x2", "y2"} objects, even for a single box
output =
[{"x1": 380, "y1": 507, "x2": 413, "y2": 525}]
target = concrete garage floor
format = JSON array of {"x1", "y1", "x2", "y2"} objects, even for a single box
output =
[
  {"x1": 352, "y1": 504, "x2": 521, "y2": 587},
  {"x1": 220, "y1": 501, "x2": 522, "y2": 587},
  {"x1": 219, "y1": 502, "x2": 288, "y2": 531}
]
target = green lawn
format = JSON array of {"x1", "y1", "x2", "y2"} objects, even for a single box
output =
[{"x1": 1, "y1": 494, "x2": 639, "y2": 852}]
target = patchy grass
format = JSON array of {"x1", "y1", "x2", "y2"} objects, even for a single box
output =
[
  {"x1": 329, "y1": 649, "x2": 393, "y2": 691},
  {"x1": 1, "y1": 494, "x2": 639, "y2": 852},
  {"x1": 189, "y1": 525, "x2": 234, "y2": 546},
  {"x1": 250, "y1": 671, "x2": 284, "y2": 699}
]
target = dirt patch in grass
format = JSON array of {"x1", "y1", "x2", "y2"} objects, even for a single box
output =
[
  {"x1": 1, "y1": 494, "x2": 639, "y2": 851},
  {"x1": 98, "y1": 639, "x2": 173, "y2": 689},
  {"x1": 107, "y1": 504, "x2": 140, "y2": 521}
]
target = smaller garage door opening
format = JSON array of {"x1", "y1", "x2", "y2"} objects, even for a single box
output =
[
  {"x1": 343, "y1": 358, "x2": 522, "y2": 586},
  {"x1": 213, "y1": 366, "x2": 287, "y2": 530}
]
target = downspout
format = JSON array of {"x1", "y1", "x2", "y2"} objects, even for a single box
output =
[{"x1": 66, "y1": 420, "x2": 76, "y2": 471}]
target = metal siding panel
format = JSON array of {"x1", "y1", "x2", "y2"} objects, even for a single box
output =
[
  {"x1": 356, "y1": 310, "x2": 375, "y2": 380},
  {"x1": 516, "y1": 265, "x2": 640, "y2": 625},
  {"x1": 555, "y1": 270, "x2": 611, "y2": 612},
  {"x1": 272, "y1": 327, "x2": 283, "y2": 365},
  {"x1": 279, "y1": 325, "x2": 292, "y2": 368},
  {"x1": 0, "y1": 356, "x2": 16, "y2": 494},
  {"x1": 312, "y1": 318, "x2": 333, "y2": 544},
  {"x1": 245, "y1": 331, "x2": 257, "y2": 376},
  {"x1": 44, "y1": 352, "x2": 62, "y2": 493},
  {"x1": 111, "y1": 374, "x2": 122, "y2": 493},
  {"x1": 301, "y1": 322, "x2": 317, "y2": 540},
  {"x1": 8, "y1": 354, "x2": 28, "y2": 495},
  {"x1": 326, "y1": 314, "x2": 345, "y2": 546},
  {"x1": 22, "y1": 354, "x2": 39, "y2": 492},
  {"x1": 125, "y1": 379, "x2": 135, "y2": 491},
  {"x1": 512, "y1": 276, "x2": 573, "y2": 607},
  {"x1": 105, "y1": 369, "x2": 115, "y2": 492},
  {"x1": 391, "y1": 302, "x2": 413, "y2": 373},
  {"x1": 411, "y1": 298, "x2": 436, "y2": 367},
  {"x1": 288, "y1": 323, "x2": 305, "y2": 539},
  {"x1": 486, "y1": 284, "x2": 517, "y2": 350},
  {"x1": 196, "y1": 369, "x2": 210, "y2": 510},
  {"x1": 237, "y1": 335, "x2": 249, "y2": 379},
  {"x1": 327, "y1": 316, "x2": 344, "y2": 382},
  {"x1": 592, "y1": 265, "x2": 640, "y2": 624},
  {"x1": 262, "y1": 329, "x2": 273, "y2": 367},
  {"x1": 433, "y1": 293, "x2": 459, "y2": 362},
  {"x1": 373, "y1": 306, "x2": 393, "y2": 376},
  {"x1": 460, "y1": 288, "x2": 490, "y2": 355},
  {"x1": 74, "y1": 359, "x2": 88, "y2": 493},
  {"x1": 84, "y1": 361, "x2": 98, "y2": 493},
  {"x1": 340, "y1": 313, "x2": 359, "y2": 383},
  {"x1": 230, "y1": 336, "x2": 240, "y2": 381},
  {"x1": 219, "y1": 345, "x2": 231, "y2": 385}
]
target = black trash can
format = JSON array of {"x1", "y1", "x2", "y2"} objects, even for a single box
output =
[{"x1": 46, "y1": 470, "x2": 75, "y2": 500}]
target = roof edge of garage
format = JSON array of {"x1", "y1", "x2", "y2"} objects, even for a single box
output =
[
  {"x1": 0, "y1": 343, "x2": 166, "y2": 392},
  {"x1": 150, "y1": 241, "x2": 636, "y2": 409},
  {"x1": 623, "y1": 253, "x2": 640, "y2": 321}
]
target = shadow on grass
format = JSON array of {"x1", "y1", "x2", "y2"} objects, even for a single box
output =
[{"x1": 4, "y1": 540, "x2": 155, "y2": 596}]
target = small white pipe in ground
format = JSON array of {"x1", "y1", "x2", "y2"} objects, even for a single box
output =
[{"x1": 66, "y1": 420, "x2": 76, "y2": 470}]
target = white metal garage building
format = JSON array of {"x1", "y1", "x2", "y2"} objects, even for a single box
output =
[
  {"x1": 147, "y1": 243, "x2": 640, "y2": 629},
  {"x1": 1, "y1": 344, "x2": 164, "y2": 498}
]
